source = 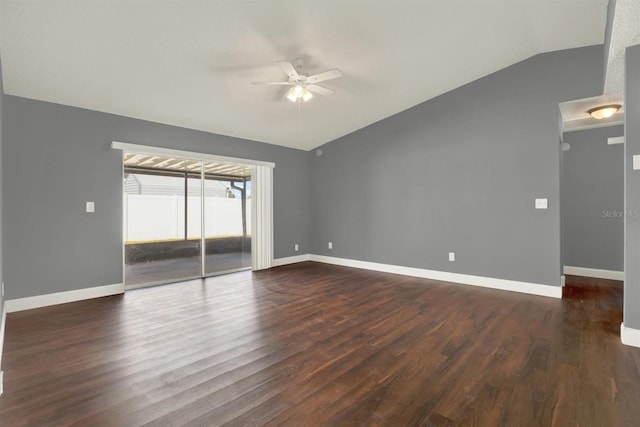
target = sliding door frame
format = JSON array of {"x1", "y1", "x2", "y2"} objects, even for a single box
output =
[{"x1": 113, "y1": 141, "x2": 275, "y2": 288}]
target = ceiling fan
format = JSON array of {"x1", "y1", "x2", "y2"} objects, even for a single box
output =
[{"x1": 251, "y1": 58, "x2": 342, "y2": 102}]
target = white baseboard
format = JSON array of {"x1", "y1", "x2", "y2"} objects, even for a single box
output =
[
  {"x1": 5, "y1": 283, "x2": 124, "y2": 313},
  {"x1": 563, "y1": 266, "x2": 624, "y2": 281},
  {"x1": 0, "y1": 306, "x2": 6, "y2": 395},
  {"x1": 621, "y1": 323, "x2": 640, "y2": 348},
  {"x1": 272, "y1": 254, "x2": 311, "y2": 267},
  {"x1": 310, "y1": 255, "x2": 562, "y2": 298},
  {"x1": 0, "y1": 302, "x2": 7, "y2": 396},
  {"x1": 561, "y1": 275, "x2": 566, "y2": 288},
  {"x1": 0, "y1": 307, "x2": 5, "y2": 362}
]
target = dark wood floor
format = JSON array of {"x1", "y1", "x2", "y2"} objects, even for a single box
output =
[{"x1": 1, "y1": 262, "x2": 639, "y2": 426}]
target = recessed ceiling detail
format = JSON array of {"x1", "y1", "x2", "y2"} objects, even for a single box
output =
[
  {"x1": 0, "y1": 0, "x2": 608, "y2": 150},
  {"x1": 560, "y1": 0, "x2": 640, "y2": 132}
]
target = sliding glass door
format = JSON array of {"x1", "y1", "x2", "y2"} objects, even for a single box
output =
[
  {"x1": 123, "y1": 153, "x2": 252, "y2": 288},
  {"x1": 123, "y1": 163, "x2": 202, "y2": 287},
  {"x1": 203, "y1": 161, "x2": 252, "y2": 276}
]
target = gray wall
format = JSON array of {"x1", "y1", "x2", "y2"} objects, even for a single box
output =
[
  {"x1": 3, "y1": 96, "x2": 309, "y2": 300},
  {"x1": 625, "y1": 44, "x2": 640, "y2": 329},
  {"x1": 309, "y1": 45, "x2": 603, "y2": 287},
  {"x1": 562, "y1": 125, "x2": 624, "y2": 271}
]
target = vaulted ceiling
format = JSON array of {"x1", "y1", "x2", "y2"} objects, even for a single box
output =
[{"x1": 0, "y1": 0, "x2": 608, "y2": 150}]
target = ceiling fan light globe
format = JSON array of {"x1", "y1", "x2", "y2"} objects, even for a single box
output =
[
  {"x1": 293, "y1": 85, "x2": 305, "y2": 97},
  {"x1": 286, "y1": 88, "x2": 298, "y2": 102},
  {"x1": 303, "y1": 90, "x2": 313, "y2": 102}
]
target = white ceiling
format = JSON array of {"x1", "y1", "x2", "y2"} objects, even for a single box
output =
[
  {"x1": 0, "y1": 0, "x2": 607, "y2": 151},
  {"x1": 560, "y1": 0, "x2": 640, "y2": 131}
]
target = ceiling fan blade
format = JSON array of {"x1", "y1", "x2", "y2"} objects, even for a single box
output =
[
  {"x1": 251, "y1": 81, "x2": 292, "y2": 85},
  {"x1": 277, "y1": 61, "x2": 299, "y2": 80},
  {"x1": 306, "y1": 84, "x2": 335, "y2": 95},
  {"x1": 306, "y1": 69, "x2": 342, "y2": 84}
]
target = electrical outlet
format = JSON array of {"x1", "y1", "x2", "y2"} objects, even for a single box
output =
[
  {"x1": 294, "y1": 244, "x2": 299, "y2": 252},
  {"x1": 86, "y1": 201, "x2": 95, "y2": 213},
  {"x1": 328, "y1": 242, "x2": 333, "y2": 249},
  {"x1": 535, "y1": 198, "x2": 548, "y2": 209},
  {"x1": 449, "y1": 252, "x2": 455, "y2": 262}
]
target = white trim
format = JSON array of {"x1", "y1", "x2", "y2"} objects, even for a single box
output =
[
  {"x1": 273, "y1": 254, "x2": 312, "y2": 267},
  {"x1": 563, "y1": 118, "x2": 624, "y2": 133},
  {"x1": 111, "y1": 141, "x2": 275, "y2": 168},
  {"x1": 561, "y1": 275, "x2": 566, "y2": 287},
  {"x1": 0, "y1": 307, "x2": 5, "y2": 396},
  {"x1": 608, "y1": 136, "x2": 625, "y2": 145},
  {"x1": 4, "y1": 283, "x2": 124, "y2": 313},
  {"x1": 309, "y1": 255, "x2": 561, "y2": 298},
  {"x1": 621, "y1": 323, "x2": 640, "y2": 348},
  {"x1": 563, "y1": 266, "x2": 624, "y2": 281},
  {"x1": 0, "y1": 305, "x2": 6, "y2": 374},
  {"x1": 0, "y1": 307, "x2": 5, "y2": 361}
]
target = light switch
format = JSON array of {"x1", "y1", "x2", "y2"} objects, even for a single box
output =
[
  {"x1": 86, "y1": 202, "x2": 95, "y2": 213},
  {"x1": 634, "y1": 155, "x2": 640, "y2": 170},
  {"x1": 535, "y1": 198, "x2": 548, "y2": 209}
]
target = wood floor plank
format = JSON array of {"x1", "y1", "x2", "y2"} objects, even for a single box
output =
[{"x1": 0, "y1": 263, "x2": 639, "y2": 426}]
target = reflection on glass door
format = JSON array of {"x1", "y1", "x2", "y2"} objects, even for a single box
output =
[
  {"x1": 204, "y1": 161, "x2": 252, "y2": 276},
  {"x1": 123, "y1": 156, "x2": 202, "y2": 287}
]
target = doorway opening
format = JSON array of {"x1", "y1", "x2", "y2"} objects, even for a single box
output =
[{"x1": 123, "y1": 153, "x2": 252, "y2": 288}]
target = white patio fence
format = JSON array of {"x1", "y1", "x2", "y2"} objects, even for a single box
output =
[{"x1": 124, "y1": 194, "x2": 251, "y2": 242}]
